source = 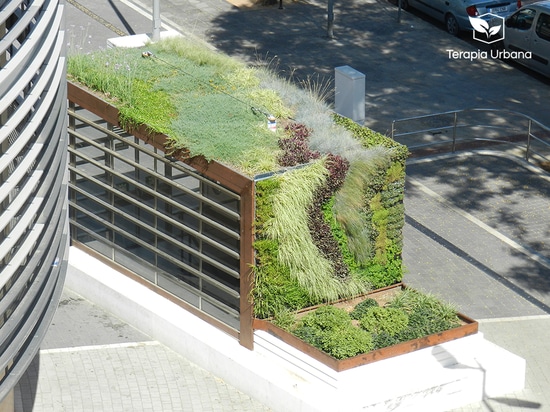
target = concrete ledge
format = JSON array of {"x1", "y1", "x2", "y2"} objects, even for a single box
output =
[
  {"x1": 106, "y1": 30, "x2": 181, "y2": 49},
  {"x1": 67, "y1": 246, "x2": 525, "y2": 412}
]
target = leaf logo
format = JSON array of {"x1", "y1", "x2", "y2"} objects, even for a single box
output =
[{"x1": 469, "y1": 16, "x2": 501, "y2": 37}]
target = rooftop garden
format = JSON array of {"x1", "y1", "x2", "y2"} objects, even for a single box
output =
[{"x1": 67, "y1": 37, "x2": 472, "y2": 361}]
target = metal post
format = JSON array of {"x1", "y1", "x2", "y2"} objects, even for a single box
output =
[
  {"x1": 327, "y1": 0, "x2": 334, "y2": 39},
  {"x1": 526, "y1": 119, "x2": 532, "y2": 161},
  {"x1": 391, "y1": 121, "x2": 396, "y2": 139},
  {"x1": 397, "y1": 0, "x2": 402, "y2": 22},
  {"x1": 239, "y1": 180, "x2": 255, "y2": 350},
  {"x1": 152, "y1": 0, "x2": 161, "y2": 42},
  {"x1": 452, "y1": 112, "x2": 457, "y2": 153}
]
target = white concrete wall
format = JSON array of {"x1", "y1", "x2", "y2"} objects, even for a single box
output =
[{"x1": 67, "y1": 246, "x2": 525, "y2": 412}]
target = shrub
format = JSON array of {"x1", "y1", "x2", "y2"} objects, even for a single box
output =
[
  {"x1": 294, "y1": 326, "x2": 324, "y2": 348},
  {"x1": 372, "y1": 331, "x2": 400, "y2": 349},
  {"x1": 298, "y1": 305, "x2": 351, "y2": 330},
  {"x1": 294, "y1": 306, "x2": 374, "y2": 359},
  {"x1": 272, "y1": 309, "x2": 298, "y2": 331},
  {"x1": 359, "y1": 307, "x2": 409, "y2": 336},
  {"x1": 319, "y1": 326, "x2": 374, "y2": 360},
  {"x1": 350, "y1": 298, "x2": 379, "y2": 320},
  {"x1": 290, "y1": 289, "x2": 462, "y2": 358},
  {"x1": 286, "y1": 122, "x2": 312, "y2": 140},
  {"x1": 387, "y1": 289, "x2": 461, "y2": 339},
  {"x1": 387, "y1": 289, "x2": 459, "y2": 322}
]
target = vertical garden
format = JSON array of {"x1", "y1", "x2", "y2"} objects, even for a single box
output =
[{"x1": 253, "y1": 116, "x2": 409, "y2": 320}]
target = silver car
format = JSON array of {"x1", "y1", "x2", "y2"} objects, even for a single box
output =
[
  {"x1": 503, "y1": 1, "x2": 550, "y2": 77},
  {"x1": 401, "y1": 0, "x2": 522, "y2": 35}
]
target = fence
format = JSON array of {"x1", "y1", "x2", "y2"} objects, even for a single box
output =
[
  {"x1": 67, "y1": 82, "x2": 255, "y2": 349},
  {"x1": 390, "y1": 108, "x2": 550, "y2": 162}
]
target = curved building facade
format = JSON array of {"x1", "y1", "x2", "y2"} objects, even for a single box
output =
[{"x1": 0, "y1": 0, "x2": 68, "y2": 409}]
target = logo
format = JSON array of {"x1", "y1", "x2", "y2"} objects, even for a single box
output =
[{"x1": 469, "y1": 14, "x2": 505, "y2": 44}]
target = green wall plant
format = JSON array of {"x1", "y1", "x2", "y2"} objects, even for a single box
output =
[
  {"x1": 293, "y1": 306, "x2": 374, "y2": 359},
  {"x1": 262, "y1": 160, "x2": 368, "y2": 302},
  {"x1": 359, "y1": 307, "x2": 409, "y2": 336},
  {"x1": 253, "y1": 179, "x2": 316, "y2": 319},
  {"x1": 331, "y1": 116, "x2": 409, "y2": 288}
]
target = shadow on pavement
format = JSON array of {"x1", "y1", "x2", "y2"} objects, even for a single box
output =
[
  {"x1": 205, "y1": 0, "x2": 549, "y2": 132},
  {"x1": 406, "y1": 214, "x2": 550, "y2": 309},
  {"x1": 406, "y1": 154, "x2": 550, "y2": 261},
  {"x1": 489, "y1": 397, "x2": 541, "y2": 409},
  {"x1": 15, "y1": 352, "x2": 39, "y2": 412}
]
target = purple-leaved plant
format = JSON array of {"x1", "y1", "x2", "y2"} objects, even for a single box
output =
[
  {"x1": 277, "y1": 122, "x2": 320, "y2": 167},
  {"x1": 308, "y1": 154, "x2": 350, "y2": 279}
]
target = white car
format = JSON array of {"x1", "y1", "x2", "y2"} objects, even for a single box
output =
[
  {"x1": 402, "y1": 0, "x2": 522, "y2": 36},
  {"x1": 503, "y1": 0, "x2": 550, "y2": 77}
]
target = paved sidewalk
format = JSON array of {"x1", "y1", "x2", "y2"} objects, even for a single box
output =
[
  {"x1": 403, "y1": 152, "x2": 550, "y2": 412},
  {"x1": 15, "y1": 288, "x2": 271, "y2": 412}
]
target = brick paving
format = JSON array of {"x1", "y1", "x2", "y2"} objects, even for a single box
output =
[{"x1": 15, "y1": 289, "x2": 270, "y2": 412}]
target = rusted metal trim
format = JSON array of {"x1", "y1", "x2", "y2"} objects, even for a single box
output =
[
  {"x1": 238, "y1": 180, "x2": 255, "y2": 350},
  {"x1": 253, "y1": 284, "x2": 479, "y2": 372}
]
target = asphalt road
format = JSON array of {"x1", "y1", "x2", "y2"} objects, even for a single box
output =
[{"x1": 65, "y1": 0, "x2": 549, "y2": 135}]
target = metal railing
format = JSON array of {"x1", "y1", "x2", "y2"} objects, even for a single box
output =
[
  {"x1": 390, "y1": 108, "x2": 550, "y2": 162},
  {"x1": 67, "y1": 82, "x2": 256, "y2": 349}
]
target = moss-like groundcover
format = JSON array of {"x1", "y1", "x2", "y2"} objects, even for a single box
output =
[{"x1": 68, "y1": 36, "x2": 463, "y2": 358}]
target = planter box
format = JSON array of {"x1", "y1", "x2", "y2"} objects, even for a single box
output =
[{"x1": 253, "y1": 283, "x2": 478, "y2": 372}]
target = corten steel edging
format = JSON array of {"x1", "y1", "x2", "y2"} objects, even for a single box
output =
[
  {"x1": 289, "y1": 283, "x2": 406, "y2": 315},
  {"x1": 254, "y1": 315, "x2": 478, "y2": 372},
  {"x1": 67, "y1": 81, "x2": 252, "y2": 194},
  {"x1": 67, "y1": 81, "x2": 257, "y2": 349},
  {"x1": 253, "y1": 284, "x2": 479, "y2": 372},
  {"x1": 238, "y1": 180, "x2": 255, "y2": 350}
]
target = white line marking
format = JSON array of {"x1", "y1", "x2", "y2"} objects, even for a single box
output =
[
  {"x1": 120, "y1": 0, "x2": 183, "y2": 33},
  {"x1": 478, "y1": 314, "x2": 550, "y2": 323},
  {"x1": 41, "y1": 340, "x2": 159, "y2": 354}
]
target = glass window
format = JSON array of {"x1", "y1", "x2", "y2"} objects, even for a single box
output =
[
  {"x1": 536, "y1": 13, "x2": 550, "y2": 41},
  {"x1": 508, "y1": 8, "x2": 536, "y2": 30}
]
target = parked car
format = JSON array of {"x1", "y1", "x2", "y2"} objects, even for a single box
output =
[
  {"x1": 503, "y1": 1, "x2": 550, "y2": 77},
  {"x1": 401, "y1": 0, "x2": 522, "y2": 36}
]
